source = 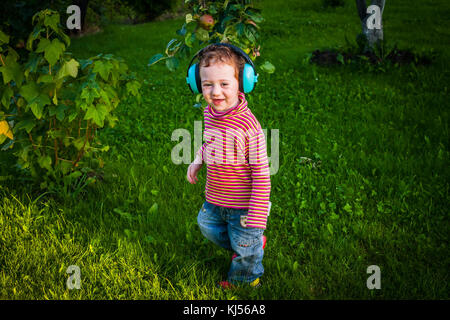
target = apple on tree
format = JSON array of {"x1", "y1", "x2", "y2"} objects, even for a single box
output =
[{"x1": 199, "y1": 14, "x2": 215, "y2": 31}]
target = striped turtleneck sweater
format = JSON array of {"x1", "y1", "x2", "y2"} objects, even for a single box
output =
[{"x1": 197, "y1": 92, "x2": 271, "y2": 229}]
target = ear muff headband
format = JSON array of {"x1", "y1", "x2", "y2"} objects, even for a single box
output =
[{"x1": 186, "y1": 43, "x2": 258, "y2": 94}]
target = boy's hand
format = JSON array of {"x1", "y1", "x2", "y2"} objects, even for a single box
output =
[{"x1": 187, "y1": 155, "x2": 203, "y2": 184}]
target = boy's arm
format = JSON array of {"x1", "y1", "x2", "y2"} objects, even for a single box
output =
[
  {"x1": 246, "y1": 129, "x2": 271, "y2": 229},
  {"x1": 187, "y1": 148, "x2": 204, "y2": 184},
  {"x1": 195, "y1": 143, "x2": 207, "y2": 164}
]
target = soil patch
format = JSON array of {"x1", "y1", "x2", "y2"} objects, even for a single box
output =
[{"x1": 311, "y1": 48, "x2": 432, "y2": 66}]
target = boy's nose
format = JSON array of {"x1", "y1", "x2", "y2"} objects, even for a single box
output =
[{"x1": 211, "y1": 85, "x2": 221, "y2": 96}]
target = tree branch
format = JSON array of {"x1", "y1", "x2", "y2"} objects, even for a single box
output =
[
  {"x1": 72, "y1": 120, "x2": 90, "y2": 168},
  {"x1": 28, "y1": 132, "x2": 37, "y2": 150}
]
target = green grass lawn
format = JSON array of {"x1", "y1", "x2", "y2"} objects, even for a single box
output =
[{"x1": 1, "y1": 0, "x2": 449, "y2": 299}]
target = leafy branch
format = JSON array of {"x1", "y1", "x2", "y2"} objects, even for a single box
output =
[{"x1": 0, "y1": 9, "x2": 141, "y2": 190}]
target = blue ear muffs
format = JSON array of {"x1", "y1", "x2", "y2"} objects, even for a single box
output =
[
  {"x1": 186, "y1": 43, "x2": 258, "y2": 94},
  {"x1": 186, "y1": 63, "x2": 201, "y2": 94}
]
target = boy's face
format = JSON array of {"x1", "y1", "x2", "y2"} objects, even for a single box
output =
[{"x1": 200, "y1": 61, "x2": 240, "y2": 112}]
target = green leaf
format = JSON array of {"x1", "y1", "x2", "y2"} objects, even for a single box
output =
[
  {"x1": 5, "y1": 48, "x2": 19, "y2": 63},
  {"x1": 37, "y1": 74, "x2": 54, "y2": 83},
  {"x1": 165, "y1": 39, "x2": 182, "y2": 56},
  {"x1": 219, "y1": 15, "x2": 235, "y2": 32},
  {"x1": 44, "y1": 13, "x2": 60, "y2": 32},
  {"x1": 260, "y1": 61, "x2": 275, "y2": 74},
  {"x1": 19, "y1": 82, "x2": 39, "y2": 102},
  {"x1": 35, "y1": 38, "x2": 51, "y2": 53},
  {"x1": 246, "y1": 10, "x2": 264, "y2": 23},
  {"x1": 59, "y1": 160, "x2": 72, "y2": 175},
  {"x1": 209, "y1": 3, "x2": 218, "y2": 14},
  {"x1": 44, "y1": 39, "x2": 65, "y2": 66},
  {"x1": 235, "y1": 23, "x2": 245, "y2": 37},
  {"x1": 56, "y1": 104, "x2": 69, "y2": 121},
  {"x1": 48, "y1": 105, "x2": 58, "y2": 117},
  {"x1": 68, "y1": 110, "x2": 78, "y2": 122},
  {"x1": 29, "y1": 93, "x2": 50, "y2": 119},
  {"x1": 79, "y1": 59, "x2": 93, "y2": 70},
  {"x1": 1, "y1": 86, "x2": 13, "y2": 109},
  {"x1": 78, "y1": 101, "x2": 88, "y2": 111},
  {"x1": 99, "y1": 89, "x2": 111, "y2": 107},
  {"x1": 25, "y1": 53, "x2": 42, "y2": 75},
  {"x1": 57, "y1": 58, "x2": 79, "y2": 79},
  {"x1": 0, "y1": 61, "x2": 23, "y2": 85},
  {"x1": 126, "y1": 81, "x2": 141, "y2": 96},
  {"x1": 176, "y1": 23, "x2": 187, "y2": 36},
  {"x1": 81, "y1": 86, "x2": 100, "y2": 104},
  {"x1": 15, "y1": 119, "x2": 36, "y2": 134},
  {"x1": 30, "y1": 102, "x2": 43, "y2": 119},
  {"x1": 26, "y1": 26, "x2": 44, "y2": 51},
  {"x1": 1, "y1": 134, "x2": 14, "y2": 149},
  {"x1": 84, "y1": 104, "x2": 108, "y2": 127},
  {"x1": 185, "y1": 14, "x2": 193, "y2": 24},
  {"x1": 56, "y1": 28, "x2": 71, "y2": 47},
  {"x1": 166, "y1": 57, "x2": 179, "y2": 72},
  {"x1": 73, "y1": 137, "x2": 85, "y2": 150},
  {"x1": 16, "y1": 97, "x2": 25, "y2": 108},
  {"x1": 244, "y1": 25, "x2": 256, "y2": 42},
  {"x1": 184, "y1": 32, "x2": 194, "y2": 48},
  {"x1": 0, "y1": 134, "x2": 7, "y2": 145},
  {"x1": 0, "y1": 30, "x2": 10, "y2": 44},
  {"x1": 38, "y1": 154, "x2": 52, "y2": 171},
  {"x1": 147, "y1": 53, "x2": 165, "y2": 67},
  {"x1": 93, "y1": 60, "x2": 113, "y2": 81},
  {"x1": 229, "y1": 4, "x2": 242, "y2": 12},
  {"x1": 195, "y1": 28, "x2": 209, "y2": 41}
]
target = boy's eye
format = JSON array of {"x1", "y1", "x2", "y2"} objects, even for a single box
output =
[{"x1": 222, "y1": 83, "x2": 228, "y2": 86}]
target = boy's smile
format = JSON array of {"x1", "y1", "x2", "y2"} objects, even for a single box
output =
[{"x1": 200, "y1": 62, "x2": 240, "y2": 112}]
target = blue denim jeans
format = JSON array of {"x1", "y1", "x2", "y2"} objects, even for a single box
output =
[{"x1": 197, "y1": 201, "x2": 265, "y2": 284}]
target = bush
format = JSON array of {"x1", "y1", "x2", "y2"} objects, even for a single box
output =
[
  {"x1": 0, "y1": 9, "x2": 141, "y2": 191},
  {"x1": 0, "y1": 0, "x2": 71, "y2": 48}
]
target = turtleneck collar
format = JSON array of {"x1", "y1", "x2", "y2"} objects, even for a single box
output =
[{"x1": 206, "y1": 91, "x2": 248, "y2": 119}]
